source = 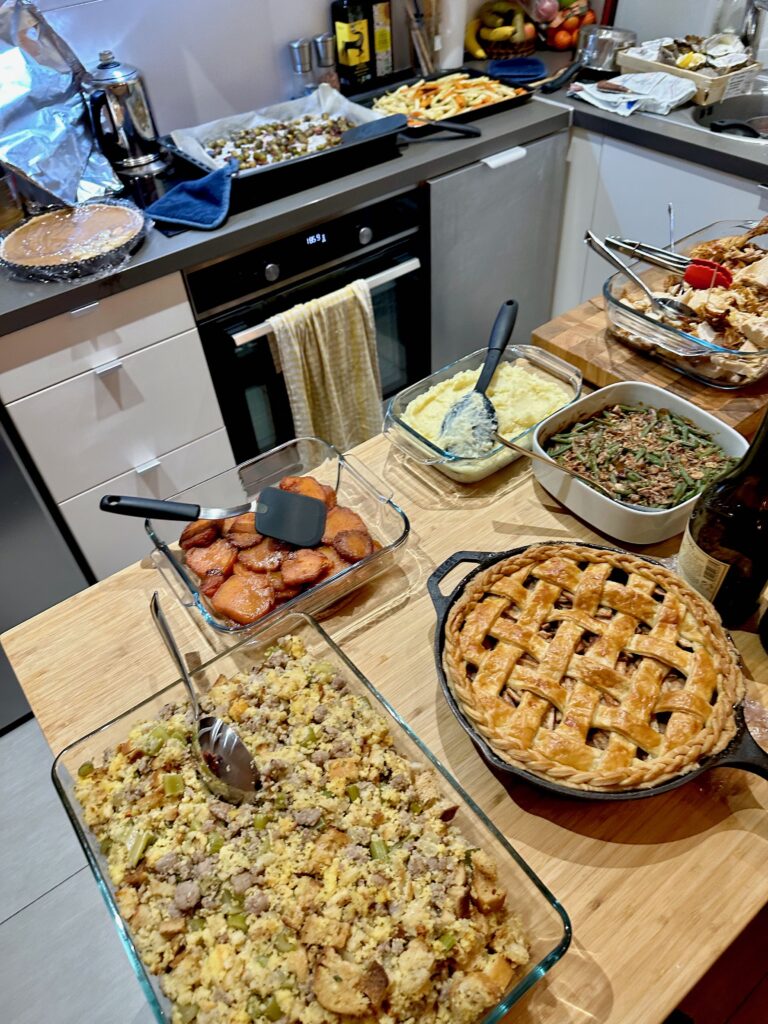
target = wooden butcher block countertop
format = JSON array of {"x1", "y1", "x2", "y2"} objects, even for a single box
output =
[
  {"x1": 533, "y1": 295, "x2": 768, "y2": 438},
  {"x1": 3, "y1": 433, "x2": 768, "y2": 1024}
]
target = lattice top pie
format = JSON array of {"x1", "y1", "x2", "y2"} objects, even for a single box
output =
[{"x1": 443, "y1": 543, "x2": 745, "y2": 792}]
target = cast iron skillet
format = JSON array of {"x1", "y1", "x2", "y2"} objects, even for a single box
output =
[{"x1": 427, "y1": 541, "x2": 768, "y2": 801}]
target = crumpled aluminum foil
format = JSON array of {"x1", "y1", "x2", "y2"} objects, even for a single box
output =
[{"x1": 0, "y1": 0, "x2": 119, "y2": 205}]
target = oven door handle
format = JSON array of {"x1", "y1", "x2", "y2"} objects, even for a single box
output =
[{"x1": 228, "y1": 257, "x2": 422, "y2": 348}]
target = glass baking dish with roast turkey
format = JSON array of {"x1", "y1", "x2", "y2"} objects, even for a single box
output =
[{"x1": 146, "y1": 437, "x2": 410, "y2": 634}]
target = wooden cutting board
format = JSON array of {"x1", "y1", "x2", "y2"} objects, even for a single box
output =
[{"x1": 532, "y1": 296, "x2": 768, "y2": 438}]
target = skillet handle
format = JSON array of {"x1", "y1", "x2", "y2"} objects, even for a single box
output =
[
  {"x1": 540, "y1": 57, "x2": 584, "y2": 94},
  {"x1": 427, "y1": 550, "x2": 492, "y2": 619},
  {"x1": 717, "y1": 724, "x2": 768, "y2": 781}
]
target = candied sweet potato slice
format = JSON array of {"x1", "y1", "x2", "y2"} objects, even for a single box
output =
[
  {"x1": 185, "y1": 538, "x2": 237, "y2": 580},
  {"x1": 266, "y1": 571, "x2": 301, "y2": 601},
  {"x1": 333, "y1": 529, "x2": 374, "y2": 563},
  {"x1": 282, "y1": 549, "x2": 331, "y2": 587},
  {"x1": 321, "y1": 484, "x2": 337, "y2": 510},
  {"x1": 221, "y1": 514, "x2": 261, "y2": 549},
  {"x1": 237, "y1": 537, "x2": 290, "y2": 573},
  {"x1": 199, "y1": 570, "x2": 227, "y2": 598},
  {"x1": 316, "y1": 544, "x2": 350, "y2": 582},
  {"x1": 321, "y1": 505, "x2": 367, "y2": 545},
  {"x1": 279, "y1": 474, "x2": 328, "y2": 505},
  {"x1": 210, "y1": 573, "x2": 275, "y2": 625},
  {"x1": 179, "y1": 520, "x2": 221, "y2": 551}
]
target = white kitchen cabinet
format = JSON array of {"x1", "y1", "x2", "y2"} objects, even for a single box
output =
[
  {"x1": 7, "y1": 328, "x2": 225, "y2": 503},
  {"x1": 428, "y1": 129, "x2": 570, "y2": 367},
  {"x1": 59, "y1": 428, "x2": 234, "y2": 580},
  {"x1": 0, "y1": 274, "x2": 194, "y2": 402},
  {"x1": 552, "y1": 130, "x2": 768, "y2": 314}
]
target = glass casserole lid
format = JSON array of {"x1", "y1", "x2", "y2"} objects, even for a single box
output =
[
  {"x1": 603, "y1": 218, "x2": 768, "y2": 389},
  {"x1": 146, "y1": 437, "x2": 410, "y2": 634},
  {"x1": 384, "y1": 345, "x2": 582, "y2": 483},
  {"x1": 52, "y1": 612, "x2": 571, "y2": 1024}
]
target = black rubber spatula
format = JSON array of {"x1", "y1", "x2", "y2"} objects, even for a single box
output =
[{"x1": 99, "y1": 488, "x2": 327, "y2": 548}]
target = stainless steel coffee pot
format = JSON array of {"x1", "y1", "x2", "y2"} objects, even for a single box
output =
[{"x1": 87, "y1": 50, "x2": 167, "y2": 173}]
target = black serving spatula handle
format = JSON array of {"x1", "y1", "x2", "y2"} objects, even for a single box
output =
[
  {"x1": 342, "y1": 114, "x2": 408, "y2": 144},
  {"x1": 100, "y1": 495, "x2": 201, "y2": 521},
  {"x1": 475, "y1": 299, "x2": 519, "y2": 395}
]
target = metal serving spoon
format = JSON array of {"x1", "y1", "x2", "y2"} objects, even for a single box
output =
[
  {"x1": 150, "y1": 592, "x2": 260, "y2": 803},
  {"x1": 490, "y1": 433, "x2": 650, "y2": 511},
  {"x1": 585, "y1": 230, "x2": 698, "y2": 322},
  {"x1": 439, "y1": 299, "x2": 519, "y2": 452}
]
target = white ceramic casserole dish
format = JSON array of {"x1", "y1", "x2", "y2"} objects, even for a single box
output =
[{"x1": 531, "y1": 381, "x2": 748, "y2": 544}]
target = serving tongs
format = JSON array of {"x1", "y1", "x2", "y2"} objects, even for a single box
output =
[{"x1": 605, "y1": 236, "x2": 734, "y2": 290}]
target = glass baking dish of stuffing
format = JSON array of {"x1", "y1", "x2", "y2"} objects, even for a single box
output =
[
  {"x1": 145, "y1": 436, "x2": 410, "y2": 634},
  {"x1": 52, "y1": 612, "x2": 571, "y2": 1024},
  {"x1": 604, "y1": 219, "x2": 768, "y2": 389}
]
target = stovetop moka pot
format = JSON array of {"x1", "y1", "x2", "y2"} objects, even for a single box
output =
[{"x1": 86, "y1": 50, "x2": 168, "y2": 173}]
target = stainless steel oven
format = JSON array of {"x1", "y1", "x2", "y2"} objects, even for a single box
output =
[{"x1": 185, "y1": 190, "x2": 429, "y2": 464}]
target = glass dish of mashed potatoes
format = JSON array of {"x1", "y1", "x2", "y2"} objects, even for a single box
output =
[{"x1": 385, "y1": 346, "x2": 581, "y2": 483}]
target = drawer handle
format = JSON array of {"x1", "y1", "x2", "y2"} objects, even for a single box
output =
[
  {"x1": 135, "y1": 458, "x2": 161, "y2": 475},
  {"x1": 481, "y1": 146, "x2": 528, "y2": 169},
  {"x1": 94, "y1": 358, "x2": 123, "y2": 377},
  {"x1": 70, "y1": 301, "x2": 100, "y2": 318}
]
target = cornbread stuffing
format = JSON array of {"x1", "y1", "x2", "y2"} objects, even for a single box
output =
[{"x1": 75, "y1": 637, "x2": 529, "y2": 1024}]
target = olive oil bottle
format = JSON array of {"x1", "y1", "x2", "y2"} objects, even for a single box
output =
[
  {"x1": 332, "y1": 0, "x2": 373, "y2": 91},
  {"x1": 677, "y1": 407, "x2": 768, "y2": 627}
]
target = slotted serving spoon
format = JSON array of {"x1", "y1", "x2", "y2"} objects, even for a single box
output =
[
  {"x1": 585, "y1": 230, "x2": 698, "y2": 322},
  {"x1": 150, "y1": 592, "x2": 260, "y2": 803},
  {"x1": 439, "y1": 298, "x2": 519, "y2": 452},
  {"x1": 100, "y1": 488, "x2": 327, "y2": 548}
]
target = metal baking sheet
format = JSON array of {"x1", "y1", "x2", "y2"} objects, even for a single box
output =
[{"x1": 358, "y1": 66, "x2": 533, "y2": 137}]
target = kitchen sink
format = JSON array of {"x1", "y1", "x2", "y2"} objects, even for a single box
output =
[{"x1": 692, "y1": 93, "x2": 768, "y2": 141}]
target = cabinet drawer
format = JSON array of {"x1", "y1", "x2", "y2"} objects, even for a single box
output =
[
  {"x1": 0, "y1": 273, "x2": 194, "y2": 402},
  {"x1": 8, "y1": 328, "x2": 224, "y2": 502},
  {"x1": 59, "y1": 428, "x2": 235, "y2": 580}
]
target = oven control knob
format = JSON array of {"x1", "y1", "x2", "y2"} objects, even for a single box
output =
[
  {"x1": 264, "y1": 262, "x2": 281, "y2": 283},
  {"x1": 358, "y1": 226, "x2": 373, "y2": 246}
]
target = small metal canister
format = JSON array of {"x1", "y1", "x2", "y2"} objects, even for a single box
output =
[
  {"x1": 288, "y1": 38, "x2": 317, "y2": 97},
  {"x1": 313, "y1": 33, "x2": 341, "y2": 90}
]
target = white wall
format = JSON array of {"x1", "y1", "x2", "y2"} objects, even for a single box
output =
[{"x1": 42, "y1": 0, "x2": 409, "y2": 134}]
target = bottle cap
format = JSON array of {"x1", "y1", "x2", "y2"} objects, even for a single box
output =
[
  {"x1": 288, "y1": 38, "x2": 313, "y2": 73},
  {"x1": 313, "y1": 33, "x2": 337, "y2": 68}
]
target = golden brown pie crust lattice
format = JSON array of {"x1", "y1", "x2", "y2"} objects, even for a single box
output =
[{"x1": 443, "y1": 544, "x2": 744, "y2": 791}]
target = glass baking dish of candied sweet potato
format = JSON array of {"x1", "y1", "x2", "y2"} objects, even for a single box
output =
[{"x1": 146, "y1": 437, "x2": 410, "y2": 634}]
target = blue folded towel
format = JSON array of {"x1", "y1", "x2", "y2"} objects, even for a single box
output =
[
  {"x1": 146, "y1": 160, "x2": 236, "y2": 230},
  {"x1": 488, "y1": 57, "x2": 547, "y2": 85}
]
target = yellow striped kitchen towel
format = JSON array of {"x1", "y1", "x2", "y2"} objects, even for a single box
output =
[{"x1": 267, "y1": 280, "x2": 383, "y2": 451}]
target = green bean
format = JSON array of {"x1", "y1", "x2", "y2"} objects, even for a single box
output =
[{"x1": 645, "y1": 453, "x2": 664, "y2": 466}]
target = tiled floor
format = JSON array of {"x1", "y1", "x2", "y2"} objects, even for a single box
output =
[{"x1": 0, "y1": 718, "x2": 153, "y2": 1023}]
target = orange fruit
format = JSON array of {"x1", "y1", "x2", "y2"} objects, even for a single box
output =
[
  {"x1": 562, "y1": 15, "x2": 580, "y2": 32},
  {"x1": 553, "y1": 29, "x2": 574, "y2": 50},
  {"x1": 582, "y1": 10, "x2": 597, "y2": 24}
]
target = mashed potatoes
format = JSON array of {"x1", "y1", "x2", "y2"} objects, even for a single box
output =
[{"x1": 401, "y1": 361, "x2": 572, "y2": 482}]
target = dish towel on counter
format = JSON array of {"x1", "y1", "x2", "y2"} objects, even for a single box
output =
[
  {"x1": 267, "y1": 280, "x2": 383, "y2": 451},
  {"x1": 144, "y1": 159, "x2": 236, "y2": 229}
]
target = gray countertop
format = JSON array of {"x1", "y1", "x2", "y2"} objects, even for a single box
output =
[
  {"x1": 0, "y1": 101, "x2": 569, "y2": 336},
  {"x1": 1, "y1": 59, "x2": 765, "y2": 337}
]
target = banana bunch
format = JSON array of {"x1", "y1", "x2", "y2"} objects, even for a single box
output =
[{"x1": 465, "y1": 1, "x2": 531, "y2": 58}]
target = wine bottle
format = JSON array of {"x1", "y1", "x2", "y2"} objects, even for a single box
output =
[
  {"x1": 677, "y1": 407, "x2": 768, "y2": 628},
  {"x1": 331, "y1": 0, "x2": 374, "y2": 92}
]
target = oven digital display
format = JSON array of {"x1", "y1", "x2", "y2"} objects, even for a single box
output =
[{"x1": 306, "y1": 231, "x2": 328, "y2": 246}]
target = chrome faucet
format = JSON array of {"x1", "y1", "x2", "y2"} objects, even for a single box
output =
[{"x1": 741, "y1": 0, "x2": 768, "y2": 53}]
